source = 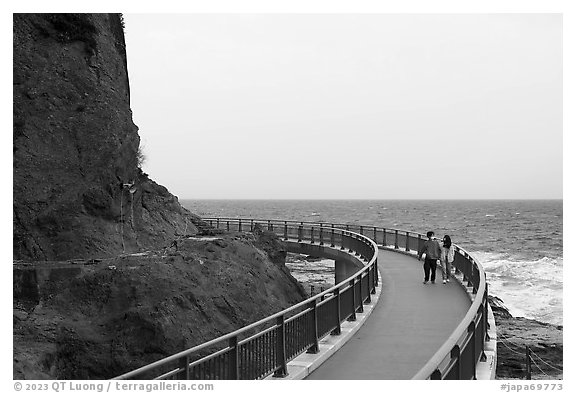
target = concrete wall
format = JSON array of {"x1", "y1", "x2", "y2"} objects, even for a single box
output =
[{"x1": 283, "y1": 240, "x2": 365, "y2": 283}]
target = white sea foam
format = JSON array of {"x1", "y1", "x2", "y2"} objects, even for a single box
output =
[{"x1": 471, "y1": 251, "x2": 563, "y2": 325}]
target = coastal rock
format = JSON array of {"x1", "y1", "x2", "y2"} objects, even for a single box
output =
[
  {"x1": 489, "y1": 296, "x2": 563, "y2": 380},
  {"x1": 13, "y1": 234, "x2": 308, "y2": 379},
  {"x1": 13, "y1": 14, "x2": 204, "y2": 262},
  {"x1": 252, "y1": 223, "x2": 288, "y2": 265},
  {"x1": 12, "y1": 14, "x2": 308, "y2": 380}
]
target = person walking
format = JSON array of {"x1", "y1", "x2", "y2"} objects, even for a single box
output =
[
  {"x1": 418, "y1": 231, "x2": 441, "y2": 284},
  {"x1": 440, "y1": 235, "x2": 455, "y2": 284}
]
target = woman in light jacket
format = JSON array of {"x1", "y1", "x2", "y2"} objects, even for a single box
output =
[{"x1": 440, "y1": 235, "x2": 455, "y2": 284}]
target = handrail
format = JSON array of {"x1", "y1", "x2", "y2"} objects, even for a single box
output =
[
  {"x1": 205, "y1": 217, "x2": 418, "y2": 236},
  {"x1": 113, "y1": 219, "x2": 379, "y2": 380},
  {"x1": 114, "y1": 217, "x2": 489, "y2": 380},
  {"x1": 204, "y1": 218, "x2": 491, "y2": 380}
]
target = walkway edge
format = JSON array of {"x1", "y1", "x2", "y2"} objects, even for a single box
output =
[{"x1": 265, "y1": 272, "x2": 383, "y2": 380}]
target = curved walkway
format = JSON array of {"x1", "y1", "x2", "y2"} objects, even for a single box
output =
[{"x1": 306, "y1": 248, "x2": 472, "y2": 379}]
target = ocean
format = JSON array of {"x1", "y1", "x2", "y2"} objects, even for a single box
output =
[{"x1": 181, "y1": 199, "x2": 563, "y2": 326}]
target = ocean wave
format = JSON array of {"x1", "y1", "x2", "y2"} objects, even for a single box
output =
[{"x1": 471, "y1": 251, "x2": 563, "y2": 325}]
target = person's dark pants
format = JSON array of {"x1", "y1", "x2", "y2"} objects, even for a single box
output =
[{"x1": 423, "y1": 257, "x2": 438, "y2": 282}]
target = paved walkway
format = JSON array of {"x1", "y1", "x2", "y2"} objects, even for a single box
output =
[{"x1": 306, "y1": 248, "x2": 472, "y2": 379}]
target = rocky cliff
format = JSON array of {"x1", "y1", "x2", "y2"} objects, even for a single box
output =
[
  {"x1": 13, "y1": 14, "x2": 308, "y2": 379},
  {"x1": 13, "y1": 14, "x2": 203, "y2": 261}
]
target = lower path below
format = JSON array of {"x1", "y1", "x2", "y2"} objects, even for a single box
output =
[{"x1": 306, "y1": 248, "x2": 472, "y2": 379}]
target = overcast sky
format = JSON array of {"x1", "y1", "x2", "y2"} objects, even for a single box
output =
[{"x1": 123, "y1": 13, "x2": 562, "y2": 200}]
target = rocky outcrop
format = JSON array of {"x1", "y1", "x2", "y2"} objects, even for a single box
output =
[
  {"x1": 490, "y1": 296, "x2": 563, "y2": 380},
  {"x1": 14, "y1": 231, "x2": 308, "y2": 379},
  {"x1": 13, "y1": 14, "x2": 202, "y2": 261},
  {"x1": 13, "y1": 14, "x2": 309, "y2": 380}
]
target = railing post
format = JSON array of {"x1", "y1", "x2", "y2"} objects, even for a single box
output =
[
  {"x1": 331, "y1": 225, "x2": 335, "y2": 247},
  {"x1": 250, "y1": 219, "x2": 254, "y2": 231},
  {"x1": 372, "y1": 258, "x2": 378, "y2": 290},
  {"x1": 307, "y1": 299, "x2": 319, "y2": 354},
  {"x1": 468, "y1": 260, "x2": 475, "y2": 289},
  {"x1": 365, "y1": 274, "x2": 372, "y2": 304},
  {"x1": 310, "y1": 226, "x2": 315, "y2": 244},
  {"x1": 469, "y1": 321, "x2": 477, "y2": 380},
  {"x1": 274, "y1": 315, "x2": 287, "y2": 377},
  {"x1": 227, "y1": 220, "x2": 230, "y2": 231},
  {"x1": 373, "y1": 227, "x2": 377, "y2": 243},
  {"x1": 451, "y1": 344, "x2": 461, "y2": 379},
  {"x1": 368, "y1": 262, "x2": 375, "y2": 294},
  {"x1": 357, "y1": 275, "x2": 364, "y2": 313},
  {"x1": 405, "y1": 231, "x2": 410, "y2": 252},
  {"x1": 216, "y1": 218, "x2": 220, "y2": 229},
  {"x1": 394, "y1": 230, "x2": 399, "y2": 249},
  {"x1": 331, "y1": 287, "x2": 341, "y2": 335},
  {"x1": 417, "y1": 234, "x2": 422, "y2": 256},
  {"x1": 382, "y1": 228, "x2": 387, "y2": 247},
  {"x1": 360, "y1": 225, "x2": 364, "y2": 235},
  {"x1": 319, "y1": 225, "x2": 324, "y2": 245},
  {"x1": 298, "y1": 225, "x2": 303, "y2": 243},
  {"x1": 178, "y1": 355, "x2": 190, "y2": 380},
  {"x1": 284, "y1": 221, "x2": 288, "y2": 240},
  {"x1": 454, "y1": 246, "x2": 461, "y2": 275},
  {"x1": 228, "y1": 336, "x2": 240, "y2": 380},
  {"x1": 238, "y1": 219, "x2": 242, "y2": 232},
  {"x1": 348, "y1": 279, "x2": 357, "y2": 321}
]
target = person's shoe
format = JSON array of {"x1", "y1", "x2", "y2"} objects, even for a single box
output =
[
  {"x1": 431, "y1": 281, "x2": 435, "y2": 284},
  {"x1": 423, "y1": 280, "x2": 428, "y2": 284},
  {"x1": 446, "y1": 279, "x2": 450, "y2": 283},
  {"x1": 443, "y1": 280, "x2": 447, "y2": 284}
]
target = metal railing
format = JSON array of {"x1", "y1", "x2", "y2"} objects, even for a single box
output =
[
  {"x1": 203, "y1": 218, "x2": 491, "y2": 380},
  {"x1": 113, "y1": 219, "x2": 379, "y2": 380},
  {"x1": 114, "y1": 218, "x2": 489, "y2": 380}
]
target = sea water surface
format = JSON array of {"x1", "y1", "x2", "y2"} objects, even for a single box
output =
[{"x1": 181, "y1": 199, "x2": 563, "y2": 326}]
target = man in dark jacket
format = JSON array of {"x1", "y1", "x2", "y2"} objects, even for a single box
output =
[{"x1": 418, "y1": 231, "x2": 442, "y2": 284}]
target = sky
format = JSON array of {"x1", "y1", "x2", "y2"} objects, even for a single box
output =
[
  {"x1": 123, "y1": 13, "x2": 563, "y2": 200},
  {"x1": 3, "y1": 2, "x2": 573, "y2": 387}
]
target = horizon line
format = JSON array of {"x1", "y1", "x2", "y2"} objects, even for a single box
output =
[{"x1": 178, "y1": 198, "x2": 563, "y2": 201}]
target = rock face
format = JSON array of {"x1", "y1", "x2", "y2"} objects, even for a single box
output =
[
  {"x1": 14, "y1": 232, "x2": 308, "y2": 379},
  {"x1": 490, "y1": 296, "x2": 563, "y2": 380},
  {"x1": 13, "y1": 14, "x2": 201, "y2": 261},
  {"x1": 13, "y1": 14, "x2": 308, "y2": 380}
]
